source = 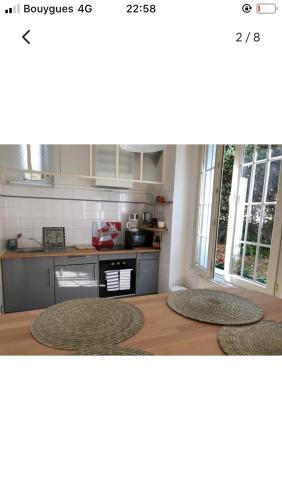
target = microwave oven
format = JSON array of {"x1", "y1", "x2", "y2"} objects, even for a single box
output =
[{"x1": 125, "y1": 229, "x2": 153, "y2": 248}]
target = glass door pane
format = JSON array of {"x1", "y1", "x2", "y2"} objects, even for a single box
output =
[
  {"x1": 231, "y1": 144, "x2": 282, "y2": 287},
  {"x1": 94, "y1": 145, "x2": 117, "y2": 178},
  {"x1": 0, "y1": 145, "x2": 28, "y2": 170},
  {"x1": 118, "y1": 147, "x2": 141, "y2": 180},
  {"x1": 61, "y1": 145, "x2": 90, "y2": 176},
  {"x1": 195, "y1": 145, "x2": 220, "y2": 274},
  {"x1": 30, "y1": 145, "x2": 60, "y2": 173}
]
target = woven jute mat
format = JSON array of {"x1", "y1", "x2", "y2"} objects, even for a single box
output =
[
  {"x1": 167, "y1": 289, "x2": 263, "y2": 325},
  {"x1": 75, "y1": 346, "x2": 152, "y2": 355},
  {"x1": 31, "y1": 298, "x2": 149, "y2": 355},
  {"x1": 218, "y1": 320, "x2": 282, "y2": 355}
]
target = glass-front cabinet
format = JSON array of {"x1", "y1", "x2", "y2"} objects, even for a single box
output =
[
  {"x1": 30, "y1": 145, "x2": 61, "y2": 173},
  {"x1": 61, "y1": 145, "x2": 91, "y2": 176},
  {"x1": 0, "y1": 145, "x2": 28, "y2": 170},
  {"x1": 93, "y1": 145, "x2": 117, "y2": 179},
  {"x1": 0, "y1": 145, "x2": 165, "y2": 185},
  {"x1": 93, "y1": 145, "x2": 165, "y2": 183},
  {"x1": 118, "y1": 147, "x2": 141, "y2": 180}
]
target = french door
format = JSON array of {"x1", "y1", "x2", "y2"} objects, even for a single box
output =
[
  {"x1": 194, "y1": 144, "x2": 282, "y2": 295},
  {"x1": 193, "y1": 145, "x2": 224, "y2": 279},
  {"x1": 226, "y1": 145, "x2": 282, "y2": 295}
]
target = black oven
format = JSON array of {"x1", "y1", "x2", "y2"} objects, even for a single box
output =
[{"x1": 99, "y1": 258, "x2": 136, "y2": 297}]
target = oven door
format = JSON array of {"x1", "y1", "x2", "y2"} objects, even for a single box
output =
[{"x1": 99, "y1": 259, "x2": 136, "y2": 297}]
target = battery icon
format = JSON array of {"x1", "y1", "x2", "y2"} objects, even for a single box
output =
[{"x1": 256, "y1": 3, "x2": 278, "y2": 13}]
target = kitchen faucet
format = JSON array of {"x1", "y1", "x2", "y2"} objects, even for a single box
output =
[{"x1": 28, "y1": 238, "x2": 48, "y2": 252}]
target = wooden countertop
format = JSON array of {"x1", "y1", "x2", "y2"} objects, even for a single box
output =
[
  {"x1": 1, "y1": 247, "x2": 159, "y2": 260},
  {"x1": 0, "y1": 288, "x2": 281, "y2": 355}
]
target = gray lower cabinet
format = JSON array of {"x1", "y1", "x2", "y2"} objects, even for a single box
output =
[
  {"x1": 2, "y1": 257, "x2": 55, "y2": 313},
  {"x1": 136, "y1": 252, "x2": 159, "y2": 295},
  {"x1": 1, "y1": 251, "x2": 158, "y2": 312},
  {"x1": 54, "y1": 255, "x2": 98, "y2": 302}
]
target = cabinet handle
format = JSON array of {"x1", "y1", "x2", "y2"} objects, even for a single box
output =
[
  {"x1": 93, "y1": 264, "x2": 96, "y2": 282},
  {"x1": 68, "y1": 255, "x2": 91, "y2": 260},
  {"x1": 137, "y1": 263, "x2": 141, "y2": 279},
  {"x1": 48, "y1": 269, "x2": 52, "y2": 287}
]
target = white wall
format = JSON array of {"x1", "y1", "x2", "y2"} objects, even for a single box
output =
[
  {"x1": 169, "y1": 145, "x2": 211, "y2": 290},
  {"x1": 1, "y1": 182, "x2": 151, "y2": 247},
  {"x1": 168, "y1": 145, "x2": 200, "y2": 289}
]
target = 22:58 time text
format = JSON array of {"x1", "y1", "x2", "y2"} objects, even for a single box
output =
[{"x1": 126, "y1": 4, "x2": 156, "y2": 13}]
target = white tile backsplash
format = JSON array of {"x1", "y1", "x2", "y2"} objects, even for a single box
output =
[{"x1": 0, "y1": 185, "x2": 151, "y2": 246}]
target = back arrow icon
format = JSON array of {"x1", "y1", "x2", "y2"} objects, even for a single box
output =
[{"x1": 22, "y1": 30, "x2": 30, "y2": 44}]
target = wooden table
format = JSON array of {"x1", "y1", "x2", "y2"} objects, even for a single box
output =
[{"x1": 0, "y1": 288, "x2": 282, "y2": 355}]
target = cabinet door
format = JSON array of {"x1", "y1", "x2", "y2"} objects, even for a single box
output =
[
  {"x1": 30, "y1": 145, "x2": 61, "y2": 173},
  {"x1": 2, "y1": 258, "x2": 55, "y2": 313},
  {"x1": 55, "y1": 263, "x2": 98, "y2": 303},
  {"x1": 93, "y1": 145, "x2": 117, "y2": 178},
  {"x1": 136, "y1": 259, "x2": 159, "y2": 295},
  {"x1": 61, "y1": 145, "x2": 91, "y2": 176},
  {"x1": 118, "y1": 147, "x2": 141, "y2": 180},
  {"x1": 0, "y1": 145, "x2": 28, "y2": 170}
]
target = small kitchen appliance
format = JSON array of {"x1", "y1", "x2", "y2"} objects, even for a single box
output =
[
  {"x1": 7, "y1": 239, "x2": 16, "y2": 251},
  {"x1": 125, "y1": 228, "x2": 153, "y2": 248},
  {"x1": 92, "y1": 221, "x2": 121, "y2": 249},
  {"x1": 129, "y1": 213, "x2": 139, "y2": 221},
  {"x1": 126, "y1": 213, "x2": 139, "y2": 230},
  {"x1": 142, "y1": 212, "x2": 152, "y2": 226}
]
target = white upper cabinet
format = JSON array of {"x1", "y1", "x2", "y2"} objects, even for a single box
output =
[
  {"x1": 142, "y1": 151, "x2": 164, "y2": 183},
  {"x1": 61, "y1": 145, "x2": 91, "y2": 176},
  {"x1": 118, "y1": 147, "x2": 141, "y2": 180},
  {"x1": 93, "y1": 145, "x2": 117, "y2": 179},
  {"x1": 0, "y1": 145, "x2": 165, "y2": 184},
  {"x1": 30, "y1": 145, "x2": 61, "y2": 173},
  {"x1": 93, "y1": 146, "x2": 164, "y2": 183},
  {"x1": 0, "y1": 145, "x2": 28, "y2": 170}
]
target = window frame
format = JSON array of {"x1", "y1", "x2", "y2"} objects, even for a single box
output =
[
  {"x1": 192, "y1": 145, "x2": 224, "y2": 280},
  {"x1": 225, "y1": 145, "x2": 282, "y2": 295}
]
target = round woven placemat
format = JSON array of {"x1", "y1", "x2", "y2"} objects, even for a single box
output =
[
  {"x1": 167, "y1": 289, "x2": 263, "y2": 325},
  {"x1": 75, "y1": 346, "x2": 152, "y2": 356},
  {"x1": 31, "y1": 298, "x2": 146, "y2": 355},
  {"x1": 218, "y1": 320, "x2": 282, "y2": 355}
]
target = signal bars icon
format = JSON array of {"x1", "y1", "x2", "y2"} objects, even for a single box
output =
[{"x1": 5, "y1": 4, "x2": 20, "y2": 14}]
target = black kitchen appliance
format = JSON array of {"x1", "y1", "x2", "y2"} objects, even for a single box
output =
[
  {"x1": 125, "y1": 229, "x2": 153, "y2": 248},
  {"x1": 142, "y1": 211, "x2": 152, "y2": 225},
  {"x1": 99, "y1": 257, "x2": 136, "y2": 297}
]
